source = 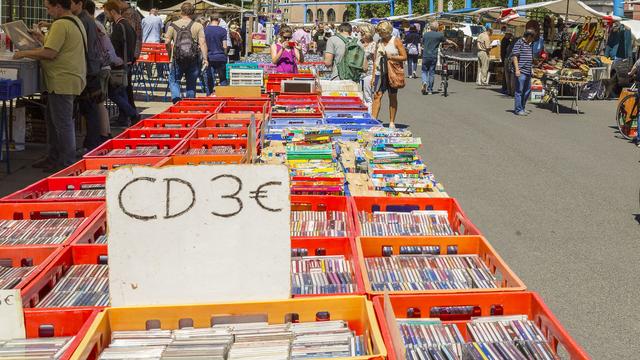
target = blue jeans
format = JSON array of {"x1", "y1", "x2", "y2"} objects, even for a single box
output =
[
  {"x1": 78, "y1": 98, "x2": 101, "y2": 150},
  {"x1": 514, "y1": 74, "x2": 532, "y2": 113},
  {"x1": 421, "y1": 58, "x2": 437, "y2": 91},
  {"x1": 407, "y1": 55, "x2": 418, "y2": 76},
  {"x1": 108, "y1": 83, "x2": 137, "y2": 119},
  {"x1": 169, "y1": 60, "x2": 200, "y2": 100},
  {"x1": 205, "y1": 60, "x2": 228, "y2": 95}
]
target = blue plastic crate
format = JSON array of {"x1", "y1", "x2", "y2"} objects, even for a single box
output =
[
  {"x1": 267, "y1": 117, "x2": 326, "y2": 130},
  {"x1": 324, "y1": 112, "x2": 380, "y2": 126},
  {"x1": 226, "y1": 62, "x2": 259, "y2": 78},
  {"x1": 0, "y1": 79, "x2": 21, "y2": 100}
]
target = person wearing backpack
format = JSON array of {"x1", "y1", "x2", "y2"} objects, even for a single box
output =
[
  {"x1": 165, "y1": 2, "x2": 208, "y2": 103},
  {"x1": 13, "y1": 0, "x2": 86, "y2": 171},
  {"x1": 324, "y1": 22, "x2": 364, "y2": 82},
  {"x1": 371, "y1": 21, "x2": 407, "y2": 128}
]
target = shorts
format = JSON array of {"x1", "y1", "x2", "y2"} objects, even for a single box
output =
[{"x1": 374, "y1": 74, "x2": 398, "y2": 94}]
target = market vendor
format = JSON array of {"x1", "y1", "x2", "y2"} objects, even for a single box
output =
[{"x1": 476, "y1": 27, "x2": 496, "y2": 87}]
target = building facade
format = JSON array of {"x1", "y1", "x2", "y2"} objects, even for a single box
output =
[{"x1": 276, "y1": 0, "x2": 350, "y2": 24}]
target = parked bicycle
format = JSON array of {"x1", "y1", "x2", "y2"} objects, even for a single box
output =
[{"x1": 615, "y1": 83, "x2": 639, "y2": 140}]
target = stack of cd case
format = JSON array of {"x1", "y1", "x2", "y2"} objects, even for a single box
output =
[
  {"x1": 0, "y1": 264, "x2": 36, "y2": 289},
  {"x1": 291, "y1": 255, "x2": 357, "y2": 295},
  {"x1": 96, "y1": 320, "x2": 367, "y2": 359},
  {"x1": 0, "y1": 218, "x2": 84, "y2": 246},
  {"x1": 365, "y1": 254, "x2": 498, "y2": 291},
  {"x1": 36, "y1": 264, "x2": 109, "y2": 307},
  {"x1": 290, "y1": 210, "x2": 348, "y2": 237},
  {"x1": 0, "y1": 337, "x2": 75, "y2": 359},
  {"x1": 358, "y1": 211, "x2": 456, "y2": 237},
  {"x1": 394, "y1": 316, "x2": 560, "y2": 360}
]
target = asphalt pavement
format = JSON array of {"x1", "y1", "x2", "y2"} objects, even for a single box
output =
[{"x1": 376, "y1": 77, "x2": 640, "y2": 359}]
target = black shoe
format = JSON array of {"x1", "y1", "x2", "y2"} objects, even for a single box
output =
[
  {"x1": 172, "y1": 97, "x2": 182, "y2": 104},
  {"x1": 130, "y1": 113, "x2": 141, "y2": 125},
  {"x1": 421, "y1": 84, "x2": 427, "y2": 95}
]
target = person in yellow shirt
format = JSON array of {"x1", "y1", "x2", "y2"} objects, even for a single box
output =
[{"x1": 14, "y1": 0, "x2": 87, "y2": 171}]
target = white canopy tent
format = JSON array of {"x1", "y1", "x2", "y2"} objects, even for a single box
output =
[{"x1": 621, "y1": 19, "x2": 640, "y2": 41}]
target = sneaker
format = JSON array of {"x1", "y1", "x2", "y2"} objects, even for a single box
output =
[
  {"x1": 515, "y1": 111, "x2": 528, "y2": 116},
  {"x1": 32, "y1": 157, "x2": 53, "y2": 168},
  {"x1": 428, "y1": 91, "x2": 433, "y2": 95},
  {"x1": 412, "y1": 72, "x2": 417, "y2": 78},
  {"x1": 525, "y1": 109, "x2": 532, "y2": 114}
]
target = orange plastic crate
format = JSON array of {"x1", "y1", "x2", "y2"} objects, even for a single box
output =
[
  {"x1": 356, "y1": 235, "x2": 525, "y2": 296},
  {"x1": 50, "y1": 158, "x2": 166, "y2": 178},
  {"x1": 291, "y1": 237, "x2": 365, "y2": 297},
  {"x1": 21, "y1": 245, "x2": 108, "y2": 309},
  {"x1": 373, "y1": 292, "x2": 590, "y2": 360},
  {"x1": 0, "y1": 246, "x2": 61, "y2": 290},
  {"x1": 350, "y1": 196, "x2": 481, "y2": 236},
  {"x1": 290, "y1": 195, "x2": 355, "y2": 239},
  {"x1": 0, "y1": 201, "x2": 104, "y2": 247},
  {"x1": 24, "y1": 308, "x2": 100, "y2": 360}
]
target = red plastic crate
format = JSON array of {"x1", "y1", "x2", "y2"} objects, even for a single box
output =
[
  {"x1": 290, "y1": 237, "x2": 365, "y2": 297},
  {"x1": 203, "y1": 116, "x2": 261, "y2": 128},
  {"x1": 21, "y1": 245, "x2": 109, "y2": 309},
  {"x1": 350, "y1": 196, "x2": 481, "y2": 236},
  {"x1": 0, "y1": 201, "x2": 103, "y2": 247},
  {"x1": 145, "y1": 112, "x2": 209, "y2": 120},
  {"x1": 51, "y1": 158, "x2": 166, "y2": 178},
  {"x1": 156, "y1": 51, "x2": 170, "y2": 63},
  {"x1": 0, "y1": 246, "x2": 61, "y2": 290},
  {"x1": 137, "y1": 51, "x2": 156, "y2": 63},
  {"x1": 192, "y1": 128, "x2": 249, "y2": 139},
  {"x1": 69, "y1": 210, "x2": 106, "y2": 245},
  {"x1": 168, "y1": 138, "x2": 249, "y2": 164},
  {"x1": 23, "y1": 308, "x2": 100, "y2": 360},
  {"x1": 84, "y1": 139, "x2": 183, "y2": 158},
  {"x1": 114, "y1": 128, "x2": 193, "y2": 140},
  {"x1": 1, "y1": 176, "x2": 106, "y2": 202},
  {"x1": 373, "y1": 292, "x2": 590, "y2": 360},
  {"x1": 266, "y1": 73, "x2": 316, "y2": 93},
  {"x1": 217, "y1": 104, "x2": 269, "y2": 122},
  {"x1": 131, "y1": 118, "x2": 203, "y2": 129},
  {"x1": 165, "y1": 104, "x2": 222, "y2": 114},
  {"x1": 290, "y1": 195, "x2": 355, "y2": 239}
]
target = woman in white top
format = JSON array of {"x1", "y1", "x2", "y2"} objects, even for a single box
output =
[
  {"x1": 359, "y1": 24, "x2": 376, "y2": 114},
  {"x1": 371, "y1": 21, "x2": 407, "y2": 128}
]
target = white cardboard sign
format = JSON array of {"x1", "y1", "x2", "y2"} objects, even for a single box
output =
[
  {"x1": 0, "y1": 68, "x2": 18, "y2": 80},
  {"x1": 106, "y1": 165, "x2": 291, "y2": 307},
  {"x1": 0, "y1": 290, "x2": 25, "y2": 340}
]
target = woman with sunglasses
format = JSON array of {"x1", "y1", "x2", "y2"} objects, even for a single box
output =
[{"x1": 271, "y1": 25, "x2": 303, "y2": 74}]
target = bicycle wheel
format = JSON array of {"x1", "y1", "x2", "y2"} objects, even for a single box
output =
[{"x1": 616, "y1": 94, "x2": 638, "y2": 140}]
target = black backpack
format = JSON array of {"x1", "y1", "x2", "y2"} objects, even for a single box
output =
[{"x1": 172, "y1": 21, "x2": 199, "y2": 65}]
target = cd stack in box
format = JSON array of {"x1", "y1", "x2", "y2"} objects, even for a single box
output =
[
  {"x1": 0, "y1": 337, "x2": 75, "y2": 359},
  {"x1": 96, "y1": 321, "x2": 369, "y2": 359},
  {"x1": 290, "y1": 210, "x2": 348, "y2": 237},
  {"x1": 79, "y1": 169, "x2": 110, "y2": 176},
  {"x1": 396, "y1": 318, "x2": 466, "y2": 360},
  {"x1": 465, "y1": 316, "x2": 560, "y2": 360},
  {"x1": 185, "y1": 146, "x2": 246, "y2": 155},
  {"x1": 0, "y1": 218, "x2": 84, "y2": 246},
  {"x1": 0, "y1": 264, "x2": 36, "y2": 289},
  {"x1": 286, "y1": 143, "x2": 345, "y2": 195},
  {"x1": 365, "y1": 254, "x2": 498, "y2": 291},
  {"x1": 38, "y1": 189, "x2": 106, "y2": 200},
  {"x1": 291, "y1": 255, "x2": 356, "y2": 295},
  {"x1": 282, "y1": 126, "x2": 342, "y2": 144},
  {"x1": 106, "y1": 147, "x2": 173, "y2": 156},
  {"x1": 290, "y1": 320, "x2": 366, "y2": 358},
  {"x1": 94, "y1": 234, "x2": 108, "y2": 244},
  {"x1": 358, "y1": 210, "x2": 456, "y2": 236},
  {"x1": 36, "y1": 264, "x2": 109, "y2": 307}
]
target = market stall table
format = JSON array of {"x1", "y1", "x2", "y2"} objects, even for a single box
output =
[
  {"x1": 543, "y1": 76, "x2": 588, "y2": 114},
  {"x1": 443, "y1": 51, "x2": 478, "y2": 82}
]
